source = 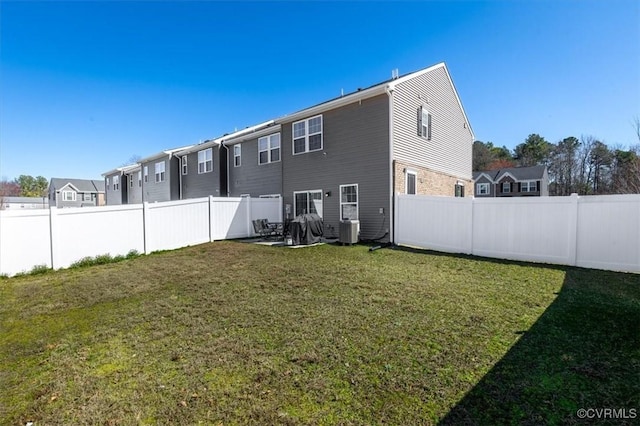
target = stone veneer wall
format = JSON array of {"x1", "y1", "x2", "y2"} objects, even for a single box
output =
[{"x1": 394, "y1": 160, "x2": 474, "y2": 197}]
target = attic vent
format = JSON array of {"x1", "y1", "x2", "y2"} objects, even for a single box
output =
[{"x1": 391, "y1": 68, "x2": 399, "y2": 79}]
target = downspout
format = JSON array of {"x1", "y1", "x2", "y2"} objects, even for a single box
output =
[
  {"x1": 220, "y1": 140, "x2": 230, "y2": 197},
  {"x1": 178, "y1": 154, "x2": 183, "y2": 200},
  {"x1": 385, "y1": 84, "x2": 395, "y2": 244}
]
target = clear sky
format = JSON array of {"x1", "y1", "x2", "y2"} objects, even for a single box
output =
[{"x1": 1, "y1": 0, "x2": 638, "y2": 180}]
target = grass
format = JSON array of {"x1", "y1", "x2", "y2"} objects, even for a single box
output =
[{"x1": 1, "y1": 241, "x2": 638, "y2": 425}]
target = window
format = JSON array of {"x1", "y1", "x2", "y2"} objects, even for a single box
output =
[
  {"x1": 143, "y1": 166, "x2": 148, "y2": 183},
  {"x1": 113, "y1": 175, "x2": 119, "y2": 190},
  {"x1": 83, "y1": 193, "x2": 92, "y2": 201},
  {"x1": 294, "y1": 190, "x2": 323, "y2": 217},
  {"x1": 292, "y1": 115, "x2": 323, "y2": 154},
  {"x1": 138, "y1": 171, "x2": 142, "y2": 187},
  {"x1": 198, "y1": 148, "x2": 213, "y2": 174},
  {"x1": 455, "y1": 183, "x2": 465, "y2": 197},
  {"x1": 340, "y1": 184, "x2": 358, "y2": 220},
  {"x1": 182, "y1": 155, "x2": 188, "y2": 175},
  {"x1": 418, "y1": 106, "x2": 432, "y2": 140},
  {"x1": 234, "y1": 145, "x2": 241, "y2": 167},
  {"x1": 502, "y1": 182, "x2": 511, "y2": 193},
  {"x1": 258, "y1": 133, "x2": 281, "y2": 164},
  {"x1": 476, "y1": 183, "x2": 490, "y2": 195},
  {"x1": 62, "y1": 191, "x2": 76, "y2": 202},
  {"x1": 155, "y1": 161, "x2": 165, "y2": 183},
  {"x1": 129, "y1": 175, "x2": 134, "y2": 188},
  {"x1": 106, "y1": 177, "x2": 110, "y2": 187},
  {"x1": 521, "y1": 181, "x2": 537, "y2": 192},
  {"x1": 406, "y1": 170, "x2": 417, "y2": 195}
]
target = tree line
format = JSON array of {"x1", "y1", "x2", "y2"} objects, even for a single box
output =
[
  {"x1": 0, "y1": 175, "x2": 48, "y2": 198},
  {"x1": 473, "y1": 130, "x2": 640, "y2": 196}
]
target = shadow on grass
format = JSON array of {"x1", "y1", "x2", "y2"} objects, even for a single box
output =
[{"x1": 438, "y1": 264, "x2": 640, "y2": 425}]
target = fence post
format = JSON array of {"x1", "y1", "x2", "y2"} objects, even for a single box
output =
[
  {"x1": 49, "y1": 207, "x2": 58, "y2": 269},
  {"x1": 143, "y1": 202, "x2": 150, "y2": 254},
  {"x1": 567, "y1": 193, "x2": 579, "y2": 266},
  {"x1": 393, "y1": 193, "x2": 399, "y2": 245},
  {"x1": 246, "y1": 196, "x2": 252, "y2": 237},
  {"x1": 208, "y1": 195, "x2": 214, "y2": 242}
]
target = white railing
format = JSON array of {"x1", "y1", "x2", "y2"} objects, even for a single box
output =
[
  {"x1": 0, "y1": 196, "x2": 282, "y2": 276},
  {"x1": 394, "y1": 193, "x2": 640, "y2": 273}
]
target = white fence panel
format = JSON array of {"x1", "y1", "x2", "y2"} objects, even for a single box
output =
[
  {"x1": 0, "y1": 210, "x2": 52, "y2": 275},
  {"x1": 395, "y1": 195, "x2": 472, "y2": 254},
  {"x1": 52, "y1": 205, "x2": 145, "y2": 269},
  {"x1": 472, "y1": 196, "x2": 577, "y2": 265},
  {"x1": 210, "y1": 197, "x2": 250, "y2": 240},
  {"x1": 145, "y1": 198, "x2": 211, "y2": 253},
  {"x1": 249, "y1": 197, "x2": 283, "y2": 223},
  {"x1": 576, "y1": 195, "x2": 640, "y2": 272}
]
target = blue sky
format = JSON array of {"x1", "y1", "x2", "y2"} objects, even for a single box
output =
[{"x1": 1, "y1": 0, "x2": 638, "y2": 180}]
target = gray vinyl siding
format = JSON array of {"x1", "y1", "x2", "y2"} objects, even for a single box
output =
[
  {"x1": 105, "y1": 172, "x2": 124, "y2": 205},
  {"x1": 141, "y1": 158, "x2": 171, "y2": 202},
  {"x1": 392, "y1": 66, "x2": 473, "y2": 180},
  {"x1": 228, "y1": 138, "x2": 282, "y2": 197},
  {"x1": 282, "y1": 94, "x2": 390, "y2": 241},
  {"x1": 181, "y1": 148, "x2": 222, "y2": 199},
  {"x1": 474, "y1": 175, "x2": 495, "y2": 197},
  {"x1": 55, "y1": 189, "x2": 83, "y2": 208},
  {"x1": 126, "y1": 172, "x2": 143, "y2": 204}
]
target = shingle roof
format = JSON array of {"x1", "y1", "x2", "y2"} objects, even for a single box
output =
[
  {"x1": 473, "y1": 165, "x2": 546, "y2": 182},
  {"x1": 50, "y1": 178, "x2": 105, "y2": 193}
]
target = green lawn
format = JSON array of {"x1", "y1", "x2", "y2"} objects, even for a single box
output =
[{"x1": 1, "y1": 241, "x2": 638, "y2": 425}]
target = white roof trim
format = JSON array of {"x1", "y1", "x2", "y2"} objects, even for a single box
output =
[
  {"x1": 102, "y1": 163, "x2": 140, "y2": 177},
  {"x1": 497, "y1": 171, "x2": 519, "y2": 182},
  {"x1": 58, "y1": 183, "x2": 80, "y2": 192},
  {"x1": 223, "y1": 124, "x2": 282, "y2": 145},
  {"x1": 473, "y1": 172, "x2": 494, "y2": 182},
  {"x1": 139, "y1": 145, "x2": 194, "y2": 163}
]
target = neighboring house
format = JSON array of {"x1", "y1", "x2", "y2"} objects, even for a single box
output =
[
  {"x1": 473, "y1": 165, "x2": 549, "y2": 197},
  {"x1": 49, "y1": 178, "x2": 105, "y2": 208},
  {"x1": 138, "y1": 146, "x2": 193, "y2": 203},
  {"x1": 103, "y1": 164, "x2": 140, "y2": 205},
  {"x1": 1, "y1": 196, "x2": 48, "y2": 210}
]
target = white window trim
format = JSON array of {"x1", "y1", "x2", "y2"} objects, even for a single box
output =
[
  {"x1": 129, "y1": 175, "x2": 134, "y2": 188},
  {"x1": 143, "y1": 166, "x2": 149, "y2": 183},
  {"x1": 182, "y1": 155, "x2": 188, "y2": 175},
  {"x1": 339, "y1": 184, "x2": 359, "y2": 221},
  {"x1": 62, "y1": 190, "x2": 76, "y2": 202},
  {"x1": 521, "y1": 180, "x2": 536, "y2": 192},
  {"x1": 138, "y1": 171, "x2": 142, "y2": 187},
  {"x1": 234, "y1": 144, "x2": 241, "y2": 167},
  {"x1": 293, "y1": 189, "x2": 323, "y2": 218},
  {"x1": 477, "y1": 183, "x2": 489, "y2": 195},
  {"x1": 258, "y1": 133, "x2": 281, "y2": 165},
  {"x1": 406, "y1": 170, "x2": 417, "y2": 195},
  {"x1": 155, "y1": 161, "x2": 165, "y2": 183},
  {"x1": 198, "y1": 148, "x2": 213, "y2": 174},
  {"x1": 106, "y1": 177, "x2": 110, "y2": 187},
  {"x1": 418, "y1": 106, "x2": 432, "y2": 140},
  {"x1": 113, "y1": 175, "x2": 119, "y2": 190},
  {"x1": 502, "y1": 182, "x2": 511, "y2": 193},
  {"x1": 292, "y1": 115, "x2": 323, "y2": 155},
  {"x1": 259, "y1": 194, "x2": 281, "y2": 198}
]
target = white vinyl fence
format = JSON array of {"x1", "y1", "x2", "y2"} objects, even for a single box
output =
[
  {"x1": 394, "y1": 193, "x2": 640, "y2": 273},
  {"x1": 0, "y1": 196, "x2": 282, "y2": 276}
]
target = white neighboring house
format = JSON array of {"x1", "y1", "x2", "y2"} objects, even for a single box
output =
[{"x1": 0, "y1": 196, "x2": 49, "y2": 210}]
